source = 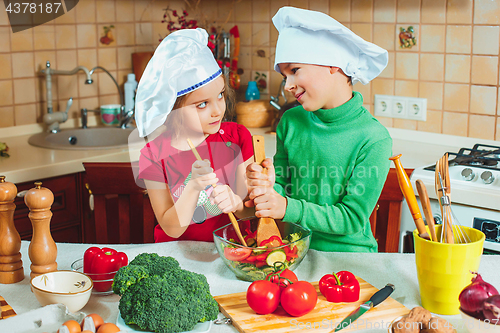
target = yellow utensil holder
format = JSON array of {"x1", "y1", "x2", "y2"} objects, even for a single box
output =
[{"x1": 414, "y1": 225, "x2": 485, "y2": 315}]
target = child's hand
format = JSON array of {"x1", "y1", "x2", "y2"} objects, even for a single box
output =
[
  {"x1": 252, "y1": 187, "x2": 287, "y2": 219},
  {"x1": 210, "y1": 185, "x2": 242, "y2": 214},
  {"x1": 245, "y1": 158, "x2": 275, "y2": 199},
  {"x1": 189, "y1": 159, "x2": 218, "y2": 191}
]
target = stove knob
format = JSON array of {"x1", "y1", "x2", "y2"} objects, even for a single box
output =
[
  {"x1": 461, "y1": 168, "x2": 475, "y2": 181},
  {"x1": 480, "y1": 171, "x2": 495, "y2": 184}
]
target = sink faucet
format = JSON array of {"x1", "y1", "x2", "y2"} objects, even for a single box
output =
[
  {"x1": 270, "y1": 78, "x2": 287, "y2": 111},
  {"x1": 43, "y1": 97, "x2": 72, "y2": 133},
  {"x1": 40, "y1": 61, "x2": 93, "y2": 114}
]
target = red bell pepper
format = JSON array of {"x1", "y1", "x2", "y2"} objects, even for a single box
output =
[
  {"x1": 319, "y1": 271, "x2": 360, "y2": 303},
  {"x1": 83, "y1": 247, "x2": 128, "y2": 292},
  {"x1": 259, "y1": 235, "x2": 284, "y2": 248}
]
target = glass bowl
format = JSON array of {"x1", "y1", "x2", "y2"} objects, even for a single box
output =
[
  {"x1": 213, "y1": 217, "x2": 311, "y2": 281},
  {"x1": 71, "y1": 258, "x2": 118, "y2": 295}
]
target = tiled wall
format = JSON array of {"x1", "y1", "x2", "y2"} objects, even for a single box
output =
[{"x1": 1, "y1": 0, "x2": 499, "y2": 141}]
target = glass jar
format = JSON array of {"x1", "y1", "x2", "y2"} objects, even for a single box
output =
[{"x1": 245, "y1": 81, "x2": 260, "y2": 101}]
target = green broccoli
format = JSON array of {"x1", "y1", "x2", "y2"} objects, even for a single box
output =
[{"x1": 113, "y1": 253, "x2": 219, "y2": 333}]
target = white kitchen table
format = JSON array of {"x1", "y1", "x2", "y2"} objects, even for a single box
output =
[{"x1": 2, "y1": 240, "x2": 499, "y2": 333}]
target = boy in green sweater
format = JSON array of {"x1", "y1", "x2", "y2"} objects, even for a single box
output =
[{"x1": 245, "y1": 7, "x2": 392, "y2": 252}]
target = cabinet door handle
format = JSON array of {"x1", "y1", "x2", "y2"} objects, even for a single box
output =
[{"x1": 85, "y1": 183, "x2": 94, "y2": 211}]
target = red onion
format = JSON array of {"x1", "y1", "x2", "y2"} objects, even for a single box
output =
[
  {"x1": 483, "y1": 295, "x2": 500, "y2": 325},
  {"x1": 459, "y1": 272, "x2": 499, "y2": 315}
]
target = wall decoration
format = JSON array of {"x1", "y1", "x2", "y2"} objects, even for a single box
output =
[
  {"x1": 399, "y1": 26, "x2": 416, "y2": 49},
  {"x1": 100, "y1": 25, "x2": 114, "y2": 45}
]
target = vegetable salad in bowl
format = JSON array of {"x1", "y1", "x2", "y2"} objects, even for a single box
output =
[{"x1": 213, "y1": 217, "x2": 311, "y2": 281}]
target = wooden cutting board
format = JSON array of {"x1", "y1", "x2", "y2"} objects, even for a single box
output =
[
  {"x1": 0, "y1": 296, "x2": 16, "y2": 320},
  {"x1": 214, "y1": 276, "x2": 409, "y2": 333}
]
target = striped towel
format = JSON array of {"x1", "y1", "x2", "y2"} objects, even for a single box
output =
[{"x1": 0, "y1": 296, "x2": 16, "y2": 320}]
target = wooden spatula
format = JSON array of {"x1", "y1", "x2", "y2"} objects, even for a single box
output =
[
  {"x1": 415, "y1": 179, "x2": 437, "y2": 242},
  {"x1": 252, "y1": 136, "x2": 282, "y2": 246}
]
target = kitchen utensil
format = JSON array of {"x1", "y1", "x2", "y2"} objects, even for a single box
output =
[
  {"x1": 415, "y1": 179, "x2": 437, "y2": 242},
  {"x1": 414, "y1": 225, "x2": 484, "y2": 315},
  {"x1": 0, "y1": 295, "x2": 16, "y2": 319},
  {"x1": 334, "y1": 284, "x2": 395, "y2": 332},
  {"x1": 186, "y1": 139, "x2": 247, "y2": 246},
  {"x1": 252, "y1": 135, "x2": 282, "y2": 245},
  {"x1": 0, "y1": 176, "x2": 24, "y2": 284},
  {"x1": 389, "y1": 154, "x2": 429, "y2": 239},
  {"x1": 214, "y1": 276, "x2": 408, "y2": 333}
]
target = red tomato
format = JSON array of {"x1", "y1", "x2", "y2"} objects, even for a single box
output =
[
  {"x1": 281, "y1": 281, "x2": 318, "y2": 317},
  {"x1": 246, "y1": 280, "x2": 281, "y2": 315},
  {"x1": 266, "y1": 269, "x2": 298, "y2": 292},
  {"x1": 224, "y1": 247, "x2": 252, "y2": 261}
]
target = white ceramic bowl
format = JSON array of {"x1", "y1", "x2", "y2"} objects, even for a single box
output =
[
  {"x1": 460, "y1": 309, "x2": 500, "y2": 333},
  {"x1": 30, "y1": 271, "x2": 93, "y2": 312}
]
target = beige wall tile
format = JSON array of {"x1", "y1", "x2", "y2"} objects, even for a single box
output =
[
  {"x1": 270, "y1": 70, "x2": 284, "y2": 96},
  {"x1": 117, "y1": 46, "x2": 134, "y2": 70},
  {"x1": 271, "y1": 0, "x2": 288, "y2": 18},
  {"x1": 374, "y1": 0, "x2": 396, "y2": 23},
  {"x1": 98, "y1": 71, "x2": 118, "y2": 95},
  {"x1": 420, "y1": 25, "x2": 445, "y2": 53},
  {"x1": 330, "y1": 0, "x2": 351, "y2": 21},
  {"x1": 375, "y1": 116, "x2": 394, "y2": 127},
  {"x1": 76, "y1": 0, "x2": 96, "y2": 23},
  {"x1": 56, "y1": 50, "x2": 77, "y2": 70},
  {"x1": 12, "y1": 53, "x2": 35, "y2": 78},
  {"x1": 371, "y1": 78, "x2": 395, "y2": 97},
  {"x1": 33, "y1": 25, "x2": 55, "y2": 50},
  {"x1": 417, "y1": 110, "x2": 442, "y2": 133},
  {"x1": 0, "y1": 54, "x2": 12, "y2": 80},
  {"x1": 239, "y1": 46, "x2": 252, "y2": 69},
  {"x1": 289, "y1": 0, "x2": 308, "y2": 9},
  {"x1": 55, "y1": 5, "x2": 76, "y2": 24},
  {"x1": 469, "y1": 114, "x2": 495, "y2": 139},
  {"x1": 11, "y1": 29, "x2": 33, "y2": 52},
  {"x1": 97, "y1": 0, "x2": 116, "y2": 23},
  {"x1": 0, "y1": 27, "x2": 10, "y2": 53},
  {"x1": 309, "y1": 0, "x2": 330, "y2": 14},
  {"x1": 396, "y1": 24, "x2": 419, "y2": 51},
  {"x1": 419, "y1": 82, "x2": 443, "y2": 110},
  {"x1": 55, "y1": 25, "x2": 76, "y2": 49},
  {"x1": 474, "y1": 0, "x2": 500, "y2": 24},
  {"x1": 354, "y1": 82, "x2": 371, "y2": 103},
  {"x1": 374, "y1": 24, "x2": 395, "y2": 51},
  {"x1": 35, "y1": 51, "x2": 56, "y2": 72},
  {"x1": 420, "y1": 54, "x2": 444, "y2": 82},
  {"x1": 471, "y1": 56, "x2": 498, "y2": 85},
  {"x1": 78, "y1": 73, "x2": 98, "y2": 98},
  {"x1": 14, "y1": 104, "x2": 37, "y2": 126},
  {"x1": 98, "y1": 48, "x2": 117, "y2": 71},
  {"x1": 56, "y1": 78, "x2": 77, "y2": 103},
  {"x1": 80, "y1": 96, "x2": 100, "y2": 110},
  {"x1": 395, "y1": 80, "x2": 418, "y2": 97},
  {"x1": 395, "y1": 53, "x2": 418, "y2": 80},
  {"x1": 136, "y1": 23, "x2": 153, "y2": 45},
  {"x1": 14, "y1": 78, "x2": 36, "y2": 104},
  {"x1": 135, "y1": 1, "x2": 152, "y2": 22},
  {"x1": 472, "y1": 26, "x2": 500, "y2": 55},
  {"x1": 77, "y1": 49, "x2": 97, "y2": 70},
  {"x1": 0, "y1": 81, "x2": 13, "y2": 106},
  {"x1": 352, "y1": 0, "x2": 373, "y2": 22},
  {"x1": 397, "y1": 0, "x2": 420, "y2": 23},
  {"x1": 252, "y1": 46, "x2": 270, "y2": 70},
  {"x1": 218, "y1": 1, "x2": 234, "y2": 22},
  {"x1": 200, "y1": 0, "x2": 217, "y2": 21},
  {"x1": 393, "y1": 118, "x2": 417, "y2": 130},
  {"x1": 235, "y1": 0, "x2": 252, "y2": 22},
  {"x1": 444, "y1": 83, "x2": 470, "y2": 112},
  {"x1": 379, "y1": 51, "x2": 395, "y2": 78},
  {"x1": 447, "y1": 0, "x2": 473, "y2": 24},
  {"x1": 153, "y1": 23, "x2": 167, "y2": 44},
  {"x1": 252, "y1": 23, "x2": 270, "y2": 47},
  {"x1": 446, "y1": 25, "x2": 472, "y2": 54},
  {"x1": 0, "y1": 4, "x2": 9, "y2": 25},
  {"x1": 238, "y1": 23, "x2": 252, "y2": 46},
  {"x1": 421, "y1": 0, "x2": 445, "y2": 24},
  {"x1": 116, "y1": 0, "x2": 134, "y2": 22},
  {"x1": 351, "y1": 23, "x2": 372, "y2": 42},
  {"x1": 116, "y1": 24, "x2": 135, "y2": 46},
  {"x1": 442, "y1": 112, "x2": 468, "y2": 136},
  {"x1": 470, "y1": 85, "x2": 497, "y2": 115},
  {"x1": 445, "y1": 55, "x2": 471, "y2": 83},
  {"x1": 253, "y1": 0, "x2": 270, "y2": 21},
  {"x1": 77, "y1": 24, "x2": 97, "y2": 48},
  {"x1": 0, "y1": 106, "x2": 14, "y2": 127},
  {"x1": 99, "y1": 94, "x2": 120, "y2": 106}
]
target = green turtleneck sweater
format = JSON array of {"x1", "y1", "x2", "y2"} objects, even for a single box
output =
[{"x1": 274, "y1": 91, "x2": 392, "y2": 253}]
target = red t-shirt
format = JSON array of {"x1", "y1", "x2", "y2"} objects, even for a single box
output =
[{"x1": 138, "y1": 122, "x2": 253, "y2": 242}]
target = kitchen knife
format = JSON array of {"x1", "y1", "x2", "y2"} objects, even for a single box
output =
[{"x1": 334, "y1": 284, "x2": 395, "y2": 332}]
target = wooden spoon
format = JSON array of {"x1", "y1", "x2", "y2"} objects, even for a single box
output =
[
  {"x1": 252, "y1": 135, "x2": 282, "y2": 246},
  {"x1": 186, "y1": 138, "x2": 247, "y2": 246},
  {"x1": 415, "y1": 179, "x2": 437, "y2": 242}
]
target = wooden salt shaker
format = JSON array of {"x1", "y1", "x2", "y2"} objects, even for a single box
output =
[
  {"x1": 25, "y1": 181, "x2": 57, "y2": 279},
  {"x1": 0, "y1": 176, "x2": 24, "y2": 284}
]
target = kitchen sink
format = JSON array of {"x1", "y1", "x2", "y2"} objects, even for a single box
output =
[{"x1": 28, "y1": 127, "x2": 142, "y2": 150}]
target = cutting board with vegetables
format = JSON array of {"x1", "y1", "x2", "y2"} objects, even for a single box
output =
[{"x1": 214, "y1": 276, "x2": 408, "y2": 333}]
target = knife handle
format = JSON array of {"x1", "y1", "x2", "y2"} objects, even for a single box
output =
[{"x1": 370, "y1": 284, "x2": 395, "y2": 307}]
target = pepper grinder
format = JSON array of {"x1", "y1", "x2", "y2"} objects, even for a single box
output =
[
  {"x1": 0, "y1": 176, "x2": 24, "y2": 284},
  {"x1": 25, "y1": 182, "x2": 57, "y2": 279}
]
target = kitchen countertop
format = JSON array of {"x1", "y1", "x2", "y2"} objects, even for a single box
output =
[
  {"x1": 0, "y1": 122, "x2": 499, "y2": 184},
  {"x1": 1, "y1": 240, "x2": 499, "y2": 333}
]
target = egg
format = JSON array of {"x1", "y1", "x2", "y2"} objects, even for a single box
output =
[
  {"x1": 81, "y1": 313, "x2": 105, "y2": 331},
  {"x1": 96, "y1": 323, "x2": 120, "y2": 333},
  {"x1": 58, "y1": 320, "x2": 82, "y2": 333}
]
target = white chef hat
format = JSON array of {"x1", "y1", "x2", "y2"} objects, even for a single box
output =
[
  {"x1": 134, "y1": 28, "x2": 221, "y2": 137},
  {"x1": 272, "y1": 7, "x2": 388, "y2": 85}
]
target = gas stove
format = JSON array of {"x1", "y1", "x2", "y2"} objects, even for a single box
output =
[{"x1": 399, "y1": 143, "x2": 500, "y2": 254}]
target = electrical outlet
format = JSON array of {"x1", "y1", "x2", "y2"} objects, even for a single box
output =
[
  {"x1": 392, "y1": 98, "x2": 407, "y2": 118},
  {"x1": 374, "y1": 95, "x2": 392, "y2": 116},
  {"x1": 374, "y1": 94, "x2": 427, "y2": 121},
  {"x1": 407, "y1": 97, "x2": 427, "y2": 121}
]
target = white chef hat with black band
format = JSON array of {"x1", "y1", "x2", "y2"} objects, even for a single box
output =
[
  {"x1": 272, "y1": 7, "x2": 388, "y2": 85},
  {"x1": 134, "y1": 28, "x2": 221, "y2": 137}
]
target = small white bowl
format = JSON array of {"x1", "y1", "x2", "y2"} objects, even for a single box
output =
[
  {"x1": 30, "y1": 270, "x2": 93, "y2": 312},
  {"x1": 460, "y1": 308, "x2": 500, "y2": 333}
]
